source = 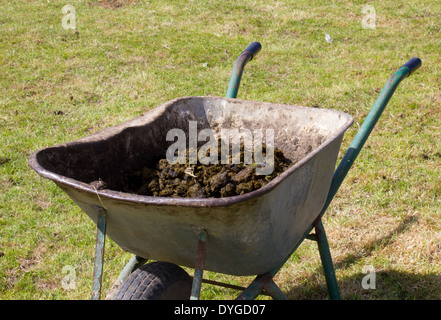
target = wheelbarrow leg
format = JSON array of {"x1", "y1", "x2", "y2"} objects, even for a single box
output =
[
  {"x1": 314, "y1": 220, "x2": 340, "y2": 300},
  {"x1": 236, "y1": 273, "x2": 288, "y2": 300},
  {"x1": 190, "y1": 228, "x2": 207, "y2": 300},
  {"x1": 91, "y1": 206, "x2": 107, "y2": 300}
]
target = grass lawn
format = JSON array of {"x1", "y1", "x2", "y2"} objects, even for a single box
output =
[{"x1": 1, "y1": 0, "x2": 440, "y2": 300}]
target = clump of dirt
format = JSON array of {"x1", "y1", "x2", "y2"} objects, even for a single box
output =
[{"x1": 113, "y1": 143, "x2": 293, "y2": 198}]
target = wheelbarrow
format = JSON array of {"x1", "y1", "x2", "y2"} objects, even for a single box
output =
[{"x1": 28, "y1": 42, "x2": 421, "y2": 300}]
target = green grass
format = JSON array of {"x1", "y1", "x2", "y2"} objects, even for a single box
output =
[{"x1": 1, "y1": 0, "x2": 440, "y2": 300}]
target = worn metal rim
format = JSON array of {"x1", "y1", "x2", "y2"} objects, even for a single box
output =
[{"x1": 28, "y1": 96, "x2": 353, "y2": 208}]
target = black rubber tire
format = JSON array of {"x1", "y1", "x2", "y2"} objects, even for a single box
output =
[{"x1": 112, "y1": 261, "x2": 193, "y2": 300}]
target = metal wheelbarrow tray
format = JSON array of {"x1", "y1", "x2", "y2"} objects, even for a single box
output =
[
  {"x1": 28, "y1": 42, "x2": 421, "y2": 300},
  {"x1": 29, "y1": 96, "x2": 352, "y2": 275}
]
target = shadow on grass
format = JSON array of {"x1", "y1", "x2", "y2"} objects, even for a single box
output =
[
  {"x1": 286, "y1": 270, "x2": 441, "y2": 300},
  {"x1": 334, "y1": 214, "x2": 419, "y2": 271},
  {"x1": 285, "y1": 214, "x2": 441, "y2": 299}
]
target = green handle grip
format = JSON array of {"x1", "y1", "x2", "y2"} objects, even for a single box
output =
[
  {"x1": 401, "y1": 57, "x2": 422, "y2": 76},
  {"x1": 243, "y1": 41, "x2": 262, "y2": 61}
]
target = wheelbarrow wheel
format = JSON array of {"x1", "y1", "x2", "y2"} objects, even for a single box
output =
[{"x1": 112, "y1": 261, "x2": 193, "y2": 300}]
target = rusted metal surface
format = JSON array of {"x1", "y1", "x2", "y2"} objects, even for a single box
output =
[
  {"x1": 190, "y1": 228, "x2": 207, "y2": 300},
  {"x1": 235, "y1": 272, "x2": 288, "y2": 300},
  {"x1": 260, "y1": 274, "x2": 288, "y2": 300},
  {"x1": 29, "y1": 96, "x2": 353, "y2": 276},
  {"x1": 199, "y1": 278, "x2": 273, "y2": 296},
  {"x1": 314, "y1": 220, "x2": 340, "y2": 300},
  {"x1": 91, "y1": 206, "x2": 107, "y2": 300}
]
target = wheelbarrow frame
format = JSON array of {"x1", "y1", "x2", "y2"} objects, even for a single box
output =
[{"x1": 57, "y1": 42, "x2": 421, "y2": 300}]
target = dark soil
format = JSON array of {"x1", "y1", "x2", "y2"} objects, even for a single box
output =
[{"x1": 111, "y1": 143, "x2": 293, "y2": 198}]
